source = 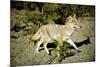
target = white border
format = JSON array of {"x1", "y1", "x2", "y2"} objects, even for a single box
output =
[
  {"x1": 0, "y1": 0, "x2": 10, "y2": 67},
  {"x1": 16, "y1": 0, "x2": 95, "y2": 5}
]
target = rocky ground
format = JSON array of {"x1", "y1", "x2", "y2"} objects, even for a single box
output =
[{"x1": 10, "y1": 17, "x2": 95, "y2": 66}]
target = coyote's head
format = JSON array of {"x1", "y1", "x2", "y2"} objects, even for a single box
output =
[{"x1": 66, "y1": 14, "x2": 81, "y2": 31}]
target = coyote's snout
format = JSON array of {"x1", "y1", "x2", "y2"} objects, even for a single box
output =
[{"x1": 32, "y1": 14, "x2": 81, "y2": 54}]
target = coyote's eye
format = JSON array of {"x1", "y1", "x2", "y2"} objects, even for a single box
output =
[{"x1": 72, "y1": 21, "x2": 77, "y2": 25}]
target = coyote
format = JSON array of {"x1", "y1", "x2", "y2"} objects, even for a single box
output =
[{"x1": 32, "y1": 14, "x2": 81, "y2": 54}]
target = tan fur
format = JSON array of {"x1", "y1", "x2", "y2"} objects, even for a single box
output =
[{"x1": 32, "y1": 14, "x2": 81, "y2": 54}]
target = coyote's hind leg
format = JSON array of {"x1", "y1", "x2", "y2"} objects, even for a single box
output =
[
  {"x1": 36, "y1": 40, "x2": 42, "y2": 53},
  {"x1": 43, "y1": 42, "x2": 49, "y2": 54}
]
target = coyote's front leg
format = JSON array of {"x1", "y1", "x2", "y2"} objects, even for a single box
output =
[{"x1": 66, "y1": 39, "x2": 78, "y2": 51}]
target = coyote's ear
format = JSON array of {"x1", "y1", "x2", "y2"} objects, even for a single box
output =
[
  {"x1": 68, "y1": 16, "x2": 72, "y2": 20},
  {"x1": 73, "y1": 14, "x2": 76, "y2": 19}
]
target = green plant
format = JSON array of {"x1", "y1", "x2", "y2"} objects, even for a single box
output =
[{"x1": 53, "y1": 41, "x2": 71, "y2": 63}]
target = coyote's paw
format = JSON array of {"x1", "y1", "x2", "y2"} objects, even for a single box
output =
[
  {"x1": 56, "y1": 52, "x2": 60, "y2": 56},
  {"x1": 45, "y1": 50, "x2": 50, "y2": 54},
  {"x1": 36, "y1": 50, "x2": 40, "y2": 53},
  {"x1": 76, "y1": 49, "x2": 81, "y2": 52},
  {"x1": 46, "y1": 51, "x2": 50, "y2": 55}
]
